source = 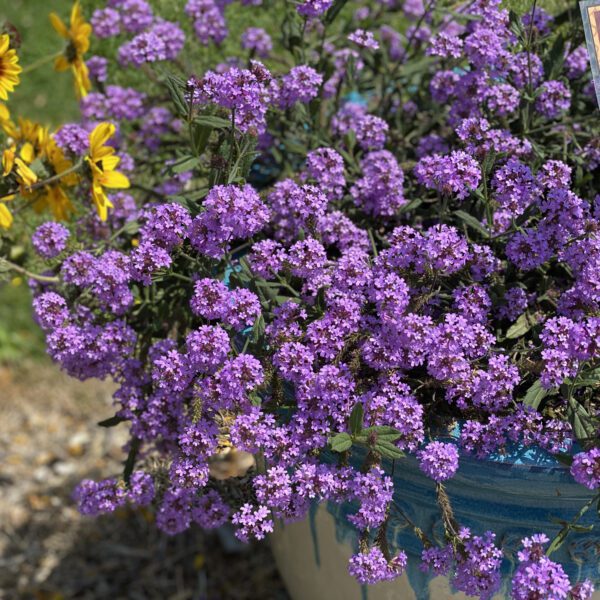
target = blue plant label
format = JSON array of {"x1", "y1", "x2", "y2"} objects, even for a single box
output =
[{"x1": 581, "y1": 0, "x2": 600, "y2": 107}]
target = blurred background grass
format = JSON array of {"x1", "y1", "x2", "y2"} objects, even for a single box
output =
[{"x1": 0, "y1": 0, "x2": 75, "y2": 363}]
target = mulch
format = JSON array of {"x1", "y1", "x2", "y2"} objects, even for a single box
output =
[{"x1": 0, "y1": 363, "x2": 288, "y2": 600}]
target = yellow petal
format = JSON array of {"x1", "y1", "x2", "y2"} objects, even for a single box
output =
[
  {"x1": 0, "y1": 35, "x2": 9, "y2": 55},
  {"x1": 70, "y1": 1, "x2": 81, "y2": 28},
  {"x1": 2, "y1": 148, "x2": 14, "y2": 176},
  {"x1": 91, "y1": 182, "x2": 113, "y2": 221},
  {"x1": 99, "y1": 170, "x2": 130, "y2": 189},
  {"x1": 54, "y1": 55, "x2": 70, "y2": 72},
  {"x1": 15, "y1": 158, "x2": 38, "y2": 187},
  {"x1": 0, "y1": 103, "x2": 9, "y2": 122},
  {"x1": 20, "y1": 143, "x2": 35, "y2": 163},
  {"x1": 0, "y1": 203, "x2": 13, "y2": 229},
  {"x1": 49, "y1": 13, "x2": 69, "y2": 38},
  {"x1": 100, "y1": 155, "x2": 121, "y2": 171},
  {"x1": 89, "y1": 122, "x2": 115, "y2": 157}
]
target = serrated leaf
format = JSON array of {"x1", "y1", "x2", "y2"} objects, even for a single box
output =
[
  {"x1": 522, "y1": 379, "x2": 548, "y2": 410},
  {"x1": 329, "y1": 432, "x2": 352, "y2": 453},
  {"x1": 356, "y1": 426, "x2": 402, "y2": 444},
  {"x1": 505, "y1": 312, "x2": 539, "y2": 339},
  {"x1": 349, "y1": 403, "x2": 364, "y2": 436},
  {"x1": 454, "y1": 210, "x2": 489, "y2": 237},
  {"x1": 373, "y1": 440, "x2": 405, "y2": 460}
]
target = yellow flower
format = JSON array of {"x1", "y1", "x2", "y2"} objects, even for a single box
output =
[
  {"x1": 0, "y1": 103, "x2": 17, "y2": 137},
  {"x1": 86, "y1": 123, "x2": 130, "y2": 221},
  {"x1": 50, "y1": 1, "x2": 92, "y2": 99},
  {"x1": 2, "y1": 145, "x2": 38, "y2": 189},
  {"x1": 34, "y1": 132, "x2": 78, "y2": 220},
  {"x1": 0, "y1": 34, "x2": 22, "y2": 101},
  {"x1": 0, "y1": 200, "x2": 13, "y2": 229}
]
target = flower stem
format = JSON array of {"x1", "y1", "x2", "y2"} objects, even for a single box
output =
[
  {"x1": 0, "y1": 258, "x2": 60, "y2": 283},
  {"x1": 20, "y1": 51, "x2": 63, "y2": 75},
  {"x1": 0, "y1": 159, "x2": 84, "y2": 202}
]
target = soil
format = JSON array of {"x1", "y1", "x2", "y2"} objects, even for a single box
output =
[{"x1": 0, "y1": 362, "x2": 288, "y2": 600}]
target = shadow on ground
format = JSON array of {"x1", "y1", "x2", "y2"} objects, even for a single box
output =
[{"x1": 0, "y1": 363, "x2": 288, "y2": 600}]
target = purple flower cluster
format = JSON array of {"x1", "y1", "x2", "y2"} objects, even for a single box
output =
[
  {"x1": 512, "y1": 535, "x2": 594, "y2": 600},
  {"x1": 32, "y1": 222, "x2": 70, "y2": 259},
  {"x1": 415, "y1": 150, "x2": 481, "y2": 200},
  {"x1": 189, "y1": 184, "x2": 269, "y2": 258},
  {"x1": 21, "y1": 0, "x2": 600, "y2": 593}
]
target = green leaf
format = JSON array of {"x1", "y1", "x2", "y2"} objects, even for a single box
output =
[
  {"x1": 400, "y1": 197, "x2": 422, "y2": 213},
  {"x1": 567, "y1": 397, "x2": 596, "y2": 442},
  {"x1": 373, "y1": 440, "x2": 405, "y2": 460},
  {"x1": 349, "y1": 403, "x2": 364, "y2": 436},
  {"x1": 572, "y1": 367, "x2": 600, "y2": 389},
  {"x1": 522, "y1": 379, "x2": 548, "y2": 410},
  {"x1": 194, "y1": 115, "x2": 232, "y2": 129},
  {"x1": 329, "y1": 432, "x2": 352, "y2": 453},
  {"x1": 454, "y1": 210, "x2": 489, "y2": 237},
  {"x1": 168, "y1": 155, "x2": 199, "y2": 174},
  {"x1": 545, "y1": 34, "x2": 566, "y2": 80},
  {"x1": 324, "y1": 0, "x2": 349, "y2": 25},
  {"x1": 356, "y1": 426, "x2": 402, "y2": 444},
  {"x1": 505, "y1": 312, "x2": 539, "y2": 339},
  {"x1": 123, "y1": 437, "x2": 141, "y2": 484},
  {"x1": 98, "y1": 415, "x2": 127, "y2": 428},
  {"x1": 165, "y1": 75, "x2": 188, "y2": 118}
]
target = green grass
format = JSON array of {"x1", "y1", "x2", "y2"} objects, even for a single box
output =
[
  {"x1": 1, "y1": 0, "x2": 78, "y2": 125},
  {"x1": 0, "y1": 0, "x2": 77, "y2": 363}
]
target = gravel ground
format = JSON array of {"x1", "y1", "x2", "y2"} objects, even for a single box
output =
[{"x1": 0, "y1": 363, "x2": 288, "y2": 600}]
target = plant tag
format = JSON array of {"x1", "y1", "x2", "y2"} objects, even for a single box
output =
[{"x1": 581, "y1": 0, "x2": 600, "y2": 107}]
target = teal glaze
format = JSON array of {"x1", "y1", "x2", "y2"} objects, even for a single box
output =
[{"x1": 308, "y1": 443, "x2": 599, "y2": 600}]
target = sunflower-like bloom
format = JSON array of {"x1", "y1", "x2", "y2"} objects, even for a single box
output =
[
  {"x1": 86, "y1": 123, "x2": 130, "y2": 221},
  {"x1": 0, "y1": 35, "x2": 22, "y2": 101},
  {"x1": 50, "y1": 1, "x2": 92, "y2": 99}
]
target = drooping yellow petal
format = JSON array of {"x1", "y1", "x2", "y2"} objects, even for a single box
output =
[
  {"x1": 0, "y1": 203, "x2": 13, "y2": 229},
  {"x1": 54, "y1": 55, "x2": 70, "y2": 72},
  {"x1": 72, "y1": 61, "x2": 91, "y2": 99},
  {"x1": 15, "y1": 158, "x2": 38, "y2": 187},
  {"x1": 2, "y1": 148, "x2": 14, "y2": 176},
  {"x1": 91, "y1": 182, "x2": 113, "y2": 221},
  {"x1": 49, "y1": 13, "x2": 69, "y2": 38}
]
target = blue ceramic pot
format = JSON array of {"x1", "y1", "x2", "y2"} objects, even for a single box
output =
[{"x1": 272, "y1": 442, "x2": 599, "y2": 600}]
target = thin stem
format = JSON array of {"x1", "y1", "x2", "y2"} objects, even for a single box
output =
[
  {"x1": 20, "y1": 51, "x2": 63, "y2": 74},
  {"x1": 0, "y1": 159, "x2": 84, "y2": 202},
  {"x1": 0, "y1": 258, "x2": 60, "y2": 283}
]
